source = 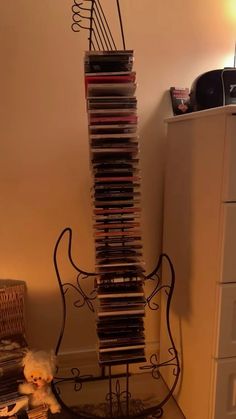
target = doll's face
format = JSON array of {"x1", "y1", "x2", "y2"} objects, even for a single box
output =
[
  {"x1": 25, "y1": 367, "x2": 53, "y2": 388},
  {"x1": 23, "y1": 353, "x2": 54, "y2": 387},
  {"x1": 26, "y1": 369, "x2": 46, "y2": 388}
]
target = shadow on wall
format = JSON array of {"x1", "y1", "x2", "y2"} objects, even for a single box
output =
[
  {"x1": 26, "y1": 288, "x2": 63, "y2": 351},
  {"x1": 140, "y1": 87, "x2": 193, "y2": 319},
  {"x1": 134, "y1": 91, "x2": 173, "y2": 347},
  {"x1": 139, "y1": 90, "x2": 173, "y2": 272},
  {"x1": 26, "y1": 281, "x2": 97, "y2": 354}
]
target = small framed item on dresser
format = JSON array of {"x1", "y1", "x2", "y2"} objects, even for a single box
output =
[{"x1": 169, "y1": 86, "x2": 192, "y2": 115}]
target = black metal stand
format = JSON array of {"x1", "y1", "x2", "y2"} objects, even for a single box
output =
[
  {"x1": 52, "y1": 4, "x2": 180, "y2": 417},
  {"x1": 52, "y1": 228, "x2": 180, "y2": 419},
  {"x1": 71, "y1": 0, "x2": 126, "y2": 51}
]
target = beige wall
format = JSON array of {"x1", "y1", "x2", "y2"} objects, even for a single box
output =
[{"x1": 0, "y1": 0, "x2": 235, "y2": 352}]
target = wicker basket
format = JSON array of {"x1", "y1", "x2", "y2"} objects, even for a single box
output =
[{"x1": 0, "y1": 279, "x2": 26, "y2": 339}]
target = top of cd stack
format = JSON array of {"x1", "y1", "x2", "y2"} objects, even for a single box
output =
[
  {"x1": 85, "y1": 51, "x2": 146, "y2": 366},
  {"x1": 84, "y1": 50, "x2": 134, "y2": 73}
]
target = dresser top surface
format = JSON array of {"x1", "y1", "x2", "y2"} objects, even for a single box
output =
[{"x1": 165, "y1": 105, "x2": 236, "y2": 124}]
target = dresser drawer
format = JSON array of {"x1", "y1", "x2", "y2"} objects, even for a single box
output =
[
  {"x1": 213, "y1": 358, "x2": 236, "y2": 419},
  {"x1": 220, "y1": 204, "x2": 236, "y2": 283},
  {"x1": 222, "y1": 116, "x2": 236, "y2": 202},
  {"x1": 216, "y1": 283, "x2": 236, "y2": 358}
]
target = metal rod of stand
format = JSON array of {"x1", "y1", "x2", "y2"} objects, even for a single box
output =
[
  {"x1": 109, "y1": 365, "x2": 113, "y2": 417},
  {"x1": 126, "y1": 363, "x2": 129, "y2": 417},
  {"x1": 116, "y1": 0, "x2": 126, "y2": 50},
  {"x1": 234, "y1": 41, "x2": 236, "y2": 68}
]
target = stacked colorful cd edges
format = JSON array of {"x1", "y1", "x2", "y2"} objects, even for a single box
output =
[{"x1": 85, "y1": 51, "x2": 146, "y2": 365}]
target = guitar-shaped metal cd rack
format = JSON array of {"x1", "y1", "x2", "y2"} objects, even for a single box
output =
[{"x1": 52, "y1": 2, "x2": 180, "y2": 418}]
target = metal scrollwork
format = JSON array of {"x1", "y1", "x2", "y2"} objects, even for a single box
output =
[
  {"x1": 54, "y1": 368, "x2": 93, "y2": 393},
  {"x1": 53, "y1": 228, "x2": 180, "y2": 418},
  {"x1": 141, "y1": 348, "x2": 180, "y2": 381},
  {"x1": 63, "y1": 272, "x2": 97, "y2": 312},
  {"x1": 71, "y1": 0, "x2": 126, "y2": 51},
  {"x1": 145, "y1": 273, "x2": 164, "y2": 311},
  {"x1": 149, "y1": 408, "x2": 164, "y2": 418},
  {"x1": 106, "y1": 379, "x2": 131, "y2": 417}
]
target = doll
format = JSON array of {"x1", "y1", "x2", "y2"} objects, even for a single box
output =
[{"x1": 18, "y1": 350, "x2": 61, "y2": 414}]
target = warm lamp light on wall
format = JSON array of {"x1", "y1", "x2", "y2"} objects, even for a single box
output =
[
  {"x1": 227, "y1": 0, "x2": 236, "y2": 19},
  {"x1": 190, "y1": 0, "x2": 236, "y2": 113},
  {"x1": 226, "y1": 0, "x2": 236, "y2": 66}
]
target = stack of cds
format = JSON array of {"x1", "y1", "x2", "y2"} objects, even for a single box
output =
[
  {"x1": 0, "y1": 335, "x2": 28, "y2": 418},
  {"x1": 85, "y1": 50, "x2": 146, "y2": 366}
]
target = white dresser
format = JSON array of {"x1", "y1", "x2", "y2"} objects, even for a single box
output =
[{"x1": 161, "y1": 105, "x2": 236, "y2": 419}]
